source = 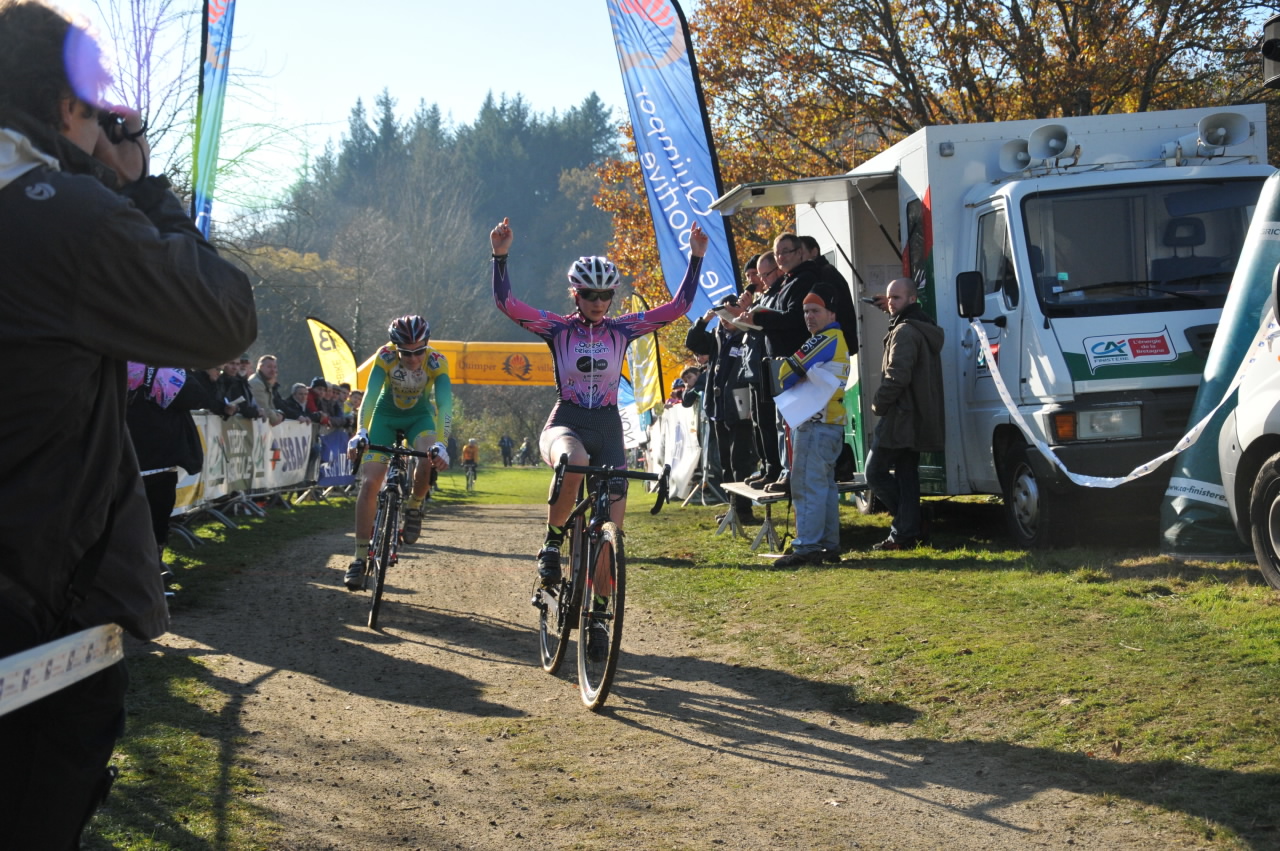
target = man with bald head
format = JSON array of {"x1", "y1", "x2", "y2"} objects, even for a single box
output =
[{"x1": 866, "y1": 278, "x2": 945, "y2": 550}]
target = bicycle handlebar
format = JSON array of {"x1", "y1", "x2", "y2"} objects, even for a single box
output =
[
  {"x1": 548, "y1": 453, "x2": 671, "y2": 515},
  {"x1": 352, "y1": 443, "x2": 439, "y2": 478},
  {"x1": 365, "y1": 443, "x2": 439, "y2": 459}
]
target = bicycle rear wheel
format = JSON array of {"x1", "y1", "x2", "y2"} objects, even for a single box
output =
[
  {"x1": 537, "y1": 518, "x2": 581, "y2": 674},
  {"x1": 578, "y1": 522, "x2": 625, "y2": 710},
  {"x1": 368, "y1": 493, "x2": 399, "y2": 629}
]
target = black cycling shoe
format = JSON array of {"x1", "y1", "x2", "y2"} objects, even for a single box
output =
[
  {"x1": 537, "y1": 547, "x2": 562, "y2": 587},
  {"x1": 344, "y1": 559, "x2": 366, "y2": 590},
  {"x1": 586, "y1": 621, "x2": 610, "y2": 662},
  {"x1": 402, "y1": 508, "x2": 423, "y2": 544}
]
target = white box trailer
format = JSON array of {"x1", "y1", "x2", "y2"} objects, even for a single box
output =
[{"x1": 714, "y1": 106, "x2": 1273, "y2": 547}]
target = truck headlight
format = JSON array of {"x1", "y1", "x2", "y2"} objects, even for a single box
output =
[{"x1": 1049, "y1": 407, "x2": 1142, "y2": 441}]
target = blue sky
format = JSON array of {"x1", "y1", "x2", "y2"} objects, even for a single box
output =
[
  {"x1": 222, "y1": 1, "x2": 630, "y2": 136},
  {"x1": 207, "y1": 0, "x2": 634, "y2": 200},
  {"x1": 71, "y1": 0, "x2": 701, "y2": 206}
]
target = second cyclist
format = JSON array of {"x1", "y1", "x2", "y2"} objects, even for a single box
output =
[{"x1": 345, "y1": 315, "x2": 452, "y2": 590}]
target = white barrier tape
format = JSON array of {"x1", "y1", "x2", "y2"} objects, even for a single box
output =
[
  {"x1": 970, "y1": 315, "x2": 1279, "y2": 489},
  {"x1": 0, "y1": 624, "x2": 124, "y2": 717}
]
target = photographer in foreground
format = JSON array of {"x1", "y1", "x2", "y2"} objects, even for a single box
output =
[{"x1": 0, "y1": 2, "x2": 257, "y2": 846}]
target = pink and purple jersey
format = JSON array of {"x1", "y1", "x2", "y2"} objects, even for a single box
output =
[{"x1": 493, "y1": 256, "x2": 702, "y2": 408}]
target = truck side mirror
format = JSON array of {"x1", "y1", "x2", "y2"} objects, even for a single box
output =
[{"x1": 956, "y1": 271, "x2": 986, "y2": 318}]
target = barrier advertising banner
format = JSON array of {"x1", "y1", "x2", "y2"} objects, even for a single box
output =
[
  {"x1": 317, "y1": 428, "x2": 356, "y2": 487},
  {"x1": 174, "y1": 415, "x2": 316, "y2": 513}
]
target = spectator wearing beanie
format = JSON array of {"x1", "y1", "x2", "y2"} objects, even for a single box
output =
[{"x1": 770, "y1": 283, "x2": 850, "y2": 567}]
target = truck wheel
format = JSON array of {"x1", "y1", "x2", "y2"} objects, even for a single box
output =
[
  {"x1": 1001, "y1": 443, "x2": 1069, "y2": 549},
  {"x1": 852, "y1": 490, "x2": 886, "y2": 515},
  {"x1": 1248, "y1": 454, "x2": 1280, "y2": 590}
]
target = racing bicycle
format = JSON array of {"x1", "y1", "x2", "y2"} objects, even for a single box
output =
[
  {"x1": 464, "y1": 461, "x2": 478, "y2": 492},
  {"x1": 353, "y1": 431, "x2": 437, "y2": 629},
  {"x1": 533, "y1": 455, "x2": 669, "y2": 710}
]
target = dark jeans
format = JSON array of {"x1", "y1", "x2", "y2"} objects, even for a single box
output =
[
  {"x1": 750, "y1": 384, "x2": 781, "y2": 480},
  {"x1": 715, "y1": 418, "x2": 758, "y2": 484},
  {"x1": 0, "y1": 655, "x2": 128, "y2": 850},
  {"x1": 716, "y1": 417, "x2": 758, "y2": 516},
  {"x1": 866, "y1": 442, "x2": 923, "y2": 540}
]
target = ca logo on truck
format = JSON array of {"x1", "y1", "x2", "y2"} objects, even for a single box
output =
[{"x1": 1083, "y1": 328, "x2": 1177, "y2": 374}]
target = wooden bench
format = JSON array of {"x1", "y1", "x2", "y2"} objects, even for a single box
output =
[{"x1": 716, "y1": 476, "x2": 868, "y2": 553}]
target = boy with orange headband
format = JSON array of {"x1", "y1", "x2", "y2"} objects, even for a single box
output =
[{"x1": 771, "y1": 283, "x2": 850, "y2": 567}]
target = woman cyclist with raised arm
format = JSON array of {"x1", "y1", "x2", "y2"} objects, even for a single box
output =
[
  {"x1": 344, "y1": 315, "x2": 452, "y2": 590},
  {"x1": 490, "y1": 216, "x2": 708, "y2": 590}
]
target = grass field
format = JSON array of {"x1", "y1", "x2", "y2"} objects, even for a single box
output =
[{"x1": 85, "y1": 465, "x2": 1280, "y2": 848}]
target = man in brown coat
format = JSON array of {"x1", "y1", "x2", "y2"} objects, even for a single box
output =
[{"x1": 866, "y1": 278, "x2": 945, "y2": 549}]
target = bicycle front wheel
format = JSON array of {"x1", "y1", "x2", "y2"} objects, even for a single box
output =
[
  {"x1": 466, "y1": 467, "x2": 476, "y2": 492},
  {"x1": 537, "y1": 519, "x2": 581, "y2": 674},
  {"x1": 578, "y1": 522, "x2": 625, "y2": 710},
  {"x1": 368, "y1": 494, "x2": 399, "y2": 629}
]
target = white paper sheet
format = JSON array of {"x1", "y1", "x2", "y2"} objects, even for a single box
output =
[{"x1": 775, "y1": 366, "x2": 842, "y2": 428}]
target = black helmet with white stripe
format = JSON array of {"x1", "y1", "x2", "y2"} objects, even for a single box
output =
[{"x1": 388, "y1": 315, "x2": 429, "y2": 345}]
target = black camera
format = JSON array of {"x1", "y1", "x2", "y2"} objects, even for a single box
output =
[
  {"x1": 96, "y1": 110, "x2": 126, "y2": 141},
  {"x1": 96, "y1": 111, "x2": 146, "y2": 144}
]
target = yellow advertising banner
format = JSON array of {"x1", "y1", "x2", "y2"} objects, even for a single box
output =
[
  {"x1": 355, "y1": 340, "x2": 554, "y2": 390},
  {"x1": 306, "y1": 317, "x2": 358, "y2": 388}
]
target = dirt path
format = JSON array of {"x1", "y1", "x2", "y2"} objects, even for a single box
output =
[{"x1": 155, "y1": 502, "x2": 1208, "y2": 850}]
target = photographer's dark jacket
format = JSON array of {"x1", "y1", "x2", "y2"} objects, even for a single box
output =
[{"x1": 0, "y1": 112, "x2": 257, "y2": 649}]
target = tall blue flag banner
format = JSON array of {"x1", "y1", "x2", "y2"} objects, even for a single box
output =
[
  {"x1": 192, "y1": 0, "x2": 237, "y2": 237},
  {"x1": 606, "y1": 0, "x2": 736, "y2": 319}
]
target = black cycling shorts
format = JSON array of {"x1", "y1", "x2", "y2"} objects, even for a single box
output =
[{"x1": 540, "y1": 401, "x2": 626, "y2": 470}]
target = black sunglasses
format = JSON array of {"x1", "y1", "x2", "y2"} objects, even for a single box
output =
[
  {"x1": 398, "y1": 345, "x2": 427, "y2": 357},
  {"x1": 577, "y1": 289, "x2": 614, "y2": 302}
]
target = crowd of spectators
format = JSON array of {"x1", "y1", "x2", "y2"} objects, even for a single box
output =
[
  {"x1": 671, "y1": 231, "x2": 870, "y2": 560},
  {"x1": 204, "y1": 353, "x2": 357, "y2": 433},
  {"x1": 125, "y1": 353, "x2": 362, "y2": 596}
]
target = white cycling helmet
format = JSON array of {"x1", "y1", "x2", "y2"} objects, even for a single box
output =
[{"x1": 567, "y1": 256, "x2": 620, "y2": 291}]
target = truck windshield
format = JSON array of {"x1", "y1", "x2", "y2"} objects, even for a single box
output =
[{"x1": 1020, "y1": 178, "x2": 1264, "y2": 317}]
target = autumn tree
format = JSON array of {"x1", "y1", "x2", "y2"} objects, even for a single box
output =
[
  {"x1": 598, "y1": 0, "x2": 1278, "y2": 279},
  {"x1": 694, "y1": 0, "x2": 1272, "y2": 180},
  {"x1": 240, "y1": 247, "x2": 356, "y2": 384}
]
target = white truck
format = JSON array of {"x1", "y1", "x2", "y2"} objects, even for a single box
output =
[
  {"x1": 713, "y1": 106, "x2": 1273, "y2": 547},
  {"x1": 1215, "y1": 171, "x2": 1280, "y2": 585}
]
